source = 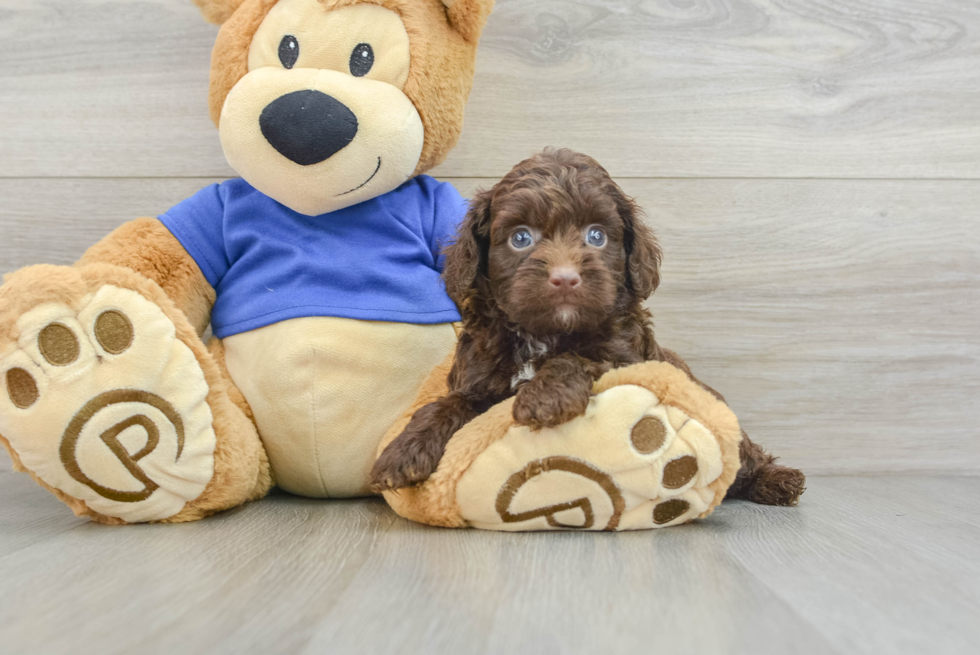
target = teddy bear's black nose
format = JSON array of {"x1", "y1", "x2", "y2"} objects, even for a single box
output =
[{"x1": 259, "y1": 90, "x2": 358, "y2": 166}]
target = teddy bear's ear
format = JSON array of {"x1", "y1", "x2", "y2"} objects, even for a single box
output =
[
  {"x1": 192, "y1": 0, "x2": 249, "y2": 25},
  {"x1": 441, "y1": 0, "x2": 495, "y2": 43}
]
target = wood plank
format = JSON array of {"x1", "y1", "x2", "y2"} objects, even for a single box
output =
[
  {"x1": 439, "y1": 0, "x2": 980, "y2": 179},
  {"x1": 610, "y1": 177, "x2": 980, "y2": 476},
  {"x1": 300, "y1": 515, "x2": 838, "y2": 655},
  {"x1": 0, "y1": 178, "x2": 226, "y2": 270},
  {"x1": 0, "y1": 484, "x2": 399, "y2": 654},
  {"x1": 2, "y1": 177, "x2": 976, "y2": 474},
  {"x1": 0, "y1": 0, "x2": 227, "y2": 178},
  {"x1": 312, "y1": 477, "x2": 980, "y2": 655},
  {"x1": 716, "y1": 476, "x2": 980, "y2": 655},
  {"x1": 1, "y1": 0, "x2": 979, "y2": 179},
  {"x1": 0, "y1": 449, "x2": 87, "y2": 558},
  {"x1": 0, "y1": 473, "x2": 974, "y2": 654}
]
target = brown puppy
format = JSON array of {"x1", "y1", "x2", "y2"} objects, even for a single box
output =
[{"x1": 371, "y1": 148, "x2": 805, "y2": 506}]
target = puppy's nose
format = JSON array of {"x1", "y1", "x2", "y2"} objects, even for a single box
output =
[
  {"x1": 548, "y1": 266, "x2": 582, "y2": 290},
  {"x1": 259, "y1": 90, "x2": 358, "y2": 166}
]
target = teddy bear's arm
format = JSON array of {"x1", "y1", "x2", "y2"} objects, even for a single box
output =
[{"x1": 76, "y1": 218, "x2": 215, "y2": 335}]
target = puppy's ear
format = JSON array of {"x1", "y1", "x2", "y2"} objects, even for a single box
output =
[
  {"x1": 443, "y1": 188, "x2": 493, "y2": 310},
  {"x1": 442, "y1": 0, "x2": 495, "y2": 43},
  {"x1": 192, "y1": 0, "x2": 247, "y2": 25},
  {"x1": 617, "y1": 192, "x2": 662, "y2": 299}
]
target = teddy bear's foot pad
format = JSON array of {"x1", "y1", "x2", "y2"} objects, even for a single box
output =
[
  {"x1": 455, "y1": 384, "x2": 725, "y2": 531},
  {"x1": 0, "y1": 285, "x2": 216, "y2": 522}
]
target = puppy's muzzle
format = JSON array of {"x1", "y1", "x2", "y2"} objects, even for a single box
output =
[
  {"x1": 259, "y1": 90, "x2": 358, "y2": 166},
  {"x1": 548, "y1": 265, "x2": 582, "y2": 291}
]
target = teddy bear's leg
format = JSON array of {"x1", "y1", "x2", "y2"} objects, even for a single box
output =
[
  {"x1": 378, "y1": 359, "x2": 746, "y2": 531},
  {"x1": 657, "y1": 348, "x2": 806, "y2": 506},
  {"x1": 0, "y1": 264, "x2": 272, "y2": 524}
]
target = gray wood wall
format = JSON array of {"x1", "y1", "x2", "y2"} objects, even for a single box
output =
[{"x1": 0, "y1": 0, "x2": 977, "y2": 475}]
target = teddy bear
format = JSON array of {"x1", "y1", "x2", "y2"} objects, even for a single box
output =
[{"x1": 0, "y1": 0, "x2": 745, "y2": 530}]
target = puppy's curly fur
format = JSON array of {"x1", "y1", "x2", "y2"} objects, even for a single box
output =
[{"x1": 371, "y1": 148, "x2": 805, "y2": 505}]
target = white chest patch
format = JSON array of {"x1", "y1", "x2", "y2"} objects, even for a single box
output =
[
  {"x1": 511, "y1": 362, "x2": 537, "y2": 390},
  {"x1": 510, "y1": 336, "x2": 551, "y2": 391}
]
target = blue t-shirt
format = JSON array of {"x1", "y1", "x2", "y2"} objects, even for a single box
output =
[{"x1": 159, "y1": 176, "x2": 465, "y2": 338}]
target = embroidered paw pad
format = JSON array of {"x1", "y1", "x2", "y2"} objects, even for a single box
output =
[
  {"x1": 0, "y1": 286, "x2": 216, "y2": 522},
  {"x1": 455, "y1": 384, "x2": 727, "y2": 531}
]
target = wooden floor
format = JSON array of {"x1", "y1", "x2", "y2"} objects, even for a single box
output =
[{"x1": 0, "y1": 450, "x2": 976, "y2": 655}]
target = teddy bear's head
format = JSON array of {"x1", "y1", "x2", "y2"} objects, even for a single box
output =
[{"x1": 193, "y1": 0, "x2": 493, "y2": 216}]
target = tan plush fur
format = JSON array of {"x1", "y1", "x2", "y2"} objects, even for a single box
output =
[
  {"x1": 71, "y1": 218, "x2": 273, "y2": 520},
  {"x1": 0, "y1": 267, "x2": 127, "y2": 523},
  {"x1": 208, "y1": 0, "x2": 281, "y2": 126},
  {"x1": 378, "y1": 355, "x2": 743, "y2": 527},
  {"x1": 208, "y1": 338, "x2": 258, "y2": 426},
  {"x1": 77, "y1": 264, "x2": 275, "y2": 523},
  {"x1": 0, "y1": 263, "x2": 273, "y2": 524},
  {"x1": 0, "y1": 265, "x2": 91, "y2": 346},
  {"x1": 206, "y1": 0, "x2": 493, "y2": 174},
  {"x1": 593, "y1": 363, "x2": 743, "y2": 519},
  {"x1": 443, "y1": 0, "x2": 494, "y2": 43},
  {"x1": 78, "y1": 218, "x2": 216, "y2": 336}
]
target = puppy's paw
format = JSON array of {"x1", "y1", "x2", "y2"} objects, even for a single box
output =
[
  {"x1": 369, "y1": 432, "x2": 443, "y2": 492},
  {"x1": 746, "y1": 464, "x2": 806, "y2": 506},
  {"x1": 512, "y1": 383, "x2": 590, "y2": 430}
]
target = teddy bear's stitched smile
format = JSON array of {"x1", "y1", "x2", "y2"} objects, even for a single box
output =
[{"x1": 338, "y1": 157, "x2": 383, "y2": 196}]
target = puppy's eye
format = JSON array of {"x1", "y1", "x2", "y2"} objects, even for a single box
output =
[
  {"x1": 510, "y1": 229, "x2": 534, "y2": 250},
  {"x1": 586, "y1": 227, "x2": 607, "y2": 248},
  {"x1": 350, "y1": 43, "x2": 375, "y2": 77},
  {"x1": 279, "y1": 35, "x2": 299, "y2": 69}
]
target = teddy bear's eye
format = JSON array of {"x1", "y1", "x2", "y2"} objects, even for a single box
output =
[
  {"x1": 349, "y1": 43, "x2": 374, "y2": 77},
  {"x1": 279, "y1": 35, "x2": 299, "y2": 70}
]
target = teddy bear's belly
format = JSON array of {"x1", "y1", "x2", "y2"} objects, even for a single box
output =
[{"x1": 221, "y1": 317, "x2": 457, "y2": 498}]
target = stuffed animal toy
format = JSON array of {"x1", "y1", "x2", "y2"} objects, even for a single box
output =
[{"x1": 0, "y1": 0, "x2": 746, "y2": 530}]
